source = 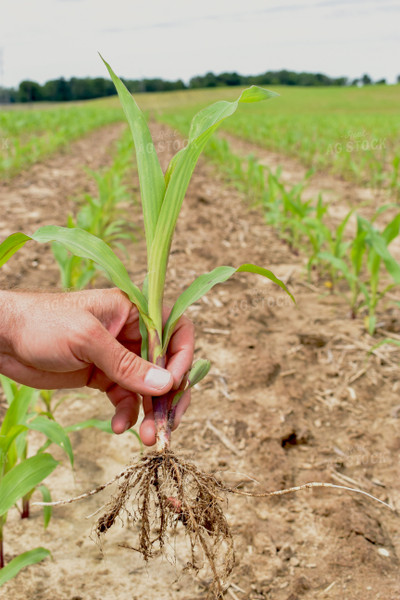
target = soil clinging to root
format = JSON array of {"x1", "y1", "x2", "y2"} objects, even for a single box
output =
[{"x1": 96, "y1": 450, "x2": 234, "y2": 598}]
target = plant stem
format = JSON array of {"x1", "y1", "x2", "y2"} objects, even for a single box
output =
[
  {"x1": 148, "y1": 329, "x2": 171, "y2": 452},
  {"x1": 0, "y1": 517, "x2": 4, "y2": 569},
  {"x1": 21, "y1": 496, "x2": 30, "y2": 519}
]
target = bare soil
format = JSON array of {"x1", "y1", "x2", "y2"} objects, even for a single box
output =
[{"x1": 1, "y1": 122, "x2": 400, "y2": 599}]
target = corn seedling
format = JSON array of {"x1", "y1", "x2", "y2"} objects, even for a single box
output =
[
  {"x1": 0, "y1": 374, "x2": 73, "y2": 519},
  {"x1": 0, "y1": 57, "x2": 294, "y2": 596},
  {"x1": 319, "y1": 212, "x2": 400, "y2": 333},
  {"x1": 53, "y1": 130, "x2": 136, "y2": 290},
  {"x1": 0, "y1": 376, "x2": 60, "y2": 582},
  {"x1": 0, "y1": 373, "x2": 141, "y2": 587}
]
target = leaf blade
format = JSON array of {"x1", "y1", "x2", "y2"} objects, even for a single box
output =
[
  {"x1": 100, "y1": 55, "x2": 165, "y2": 251},
  {"x1": 28, "y1": 416, "x2": 74, "y2": 467},
  {"x1": 0, "y1": 547, "x2": 51, "y2": 587},
  {"x1": 148, "y1": 86, "x2": 278, "y2": 333},
  {"x1": 0, "y1": 233, "x2": 31, "y2": 268},
  {"x1": 31, "y1": 226, "x2": 149, "y2": 316},
  {"x1": 0, "y1": 453, "x2": 58, "y2": 516},
  {"x1": 37, "y1": 484, "x2": 52, "y2": 529},
  {"x1": 162, "y1": 263, "x2": 294, "y2": 349}
]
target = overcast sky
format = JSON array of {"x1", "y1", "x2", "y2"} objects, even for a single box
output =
[{"x1": 1, "y1": 0, "x2": 399, "y2": 88}]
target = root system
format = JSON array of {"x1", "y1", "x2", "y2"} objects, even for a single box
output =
[
  {"x1": 33, "y1": 449, "x2": 392, "y2": 599},
  {"x1": 95, "y1": 450, "x2": 234, "y2": 598}
]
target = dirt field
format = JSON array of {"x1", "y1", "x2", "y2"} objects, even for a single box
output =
[{"x1": 1, "y1": 122, "x2": 400, "y2": 600}]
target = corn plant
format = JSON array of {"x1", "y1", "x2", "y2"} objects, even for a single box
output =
[
  {"x1": 0, "y1": 375, "x2": 73, "y2": 511},
  {"x1": 319, "y1": 213, "x2": 400, "y2": 333},
  {"x1": 0, "y1": 376, "x2": 59, "y2": 583},
  {"x1": 0, "y1": 373, "x2": 142, "y2": 586},
  {"x1": 53, "y1": 130, "x2": 136, "y2": 290},
  {"x1": 0, "y1": 57, "x2": 294, "y2": 595}
]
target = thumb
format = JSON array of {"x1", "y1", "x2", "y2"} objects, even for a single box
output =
[{"x1": 77, "y1": 318, "x2": 173, "y2": 396}]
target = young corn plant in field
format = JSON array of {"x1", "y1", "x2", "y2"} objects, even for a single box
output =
[
  {"x1": 0, "y1": 376, "x2": 63, "y2": 584},
  {"x1": 0, "y1": 374, "x2": 141, "y2": 587},
  {"x1": 53, "y1": 131, "x2": 136, "y2": 290},
  {"x1": 319, "y1": 212, "x2": 400, "y2": 334},
  {"x1": 0, "y1": 58, "x2": 294, "y2": 596}
]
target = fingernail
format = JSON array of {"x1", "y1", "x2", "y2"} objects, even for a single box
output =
[
  {"x1": 144, "y1": 367, "x2": 172, "y2": 390},
  {"x1": 123, "y1": 420, "x2": 131, "y2": 432}
]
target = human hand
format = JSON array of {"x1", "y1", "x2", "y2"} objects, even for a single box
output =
[{"x1": 0, "y1": 288, "x2": 194, "y2": 445}]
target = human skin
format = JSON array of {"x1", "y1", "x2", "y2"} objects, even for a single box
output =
[{"x1": 0, "y1": 288, "x2": 195, "y2": 446}]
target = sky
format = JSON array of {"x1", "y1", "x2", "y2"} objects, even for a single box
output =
[{"x1": 1, "y1": 0, "x2": 399, "y2": 88}]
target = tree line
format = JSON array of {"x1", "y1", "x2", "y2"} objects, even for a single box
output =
[{"x1": 0, "y1": 70, "x2": 394, "y2": 103}]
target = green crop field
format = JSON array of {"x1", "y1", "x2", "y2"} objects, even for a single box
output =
[
  {"x1": 2, "y1": 85, "x2": 399, "y2": 192},
  {"x1": 139, "y1": 84, "x2": 400, "y2": 193},
  {"x1": 1, "y1": 70, "x2": 400, "y2": 598},
  {"x1": 0, "y1": 98, "x2": 123, "y2": 177}
]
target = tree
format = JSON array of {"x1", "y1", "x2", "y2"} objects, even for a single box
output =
[
  {"x1": 362, "y1": 73, "x2": 372, "y2": 85},
  {"x1": 18, "y1": 80, "x2": 43, "y2": 102}
]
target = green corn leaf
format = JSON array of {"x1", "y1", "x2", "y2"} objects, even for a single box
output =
[
  {"x1": 64, "y1": 418, "x2": 113, "y2": 434},
  {"x1": 51, "y1": 242, "x2": 72, "y2": 289},
  {"x1": 318, "y1": 252, "x2": 355, "y2": 282},
  {"x1": 162, "y1": 263, "x2": 294, "y2": 350},
  {"x1": 0, "y1": 376, "x2": 15, "y2": 404},
  {"x1": 335, "y1": 209, "x2": 354, "y2": 249},
  {"x1": 0, "y1": 375, "x2": 18, "y2": 405},
  {"x1": 32, "y1": 226, "x2": 150, "y2": 317},
  {"x1": 148, "y1": 86, "x2": 278, "y2": 334},
  {"x1": 358, "y1": 217, "x2": 400, "y2": 284},
  {"x1": 0, "y1": 425, "x2": 27, "y2": 470},
  {"x1": 0, "y1": 228, "x2": 150, "y2": 318},
  {"x1": 318, "y1": 251, "x2": 370, "y2": 302},
  {"x1": 382, "y1": 213, "x2": 400, "y2": 245},
  {"x1": 0, "y1": 232, "x2": 31, "y2": 268},
  {"x1": 0, "y1": 453, "x2": 58, "y2": 516},
  {"x1": 0, "y1": 547, "x2": 51, "y2": 587},
  {"x1": 188, "y1": 359, "x2": 211, "y2": 387},
  {"x1": 171, "y1": 359, "x2": 211, "y2": 408},
  {"x1": 28, "y1": 416, "x2": 74, "y2": 467},
  {"x1": 164, "y1": 147, "x2": 185, "y2": 188},
  {"x1": 37, "y1": 484, "x2": 52, "y2": 529},
  {"x1": 351, "y1": 221, "x2": 368, "y2": 276},
  {"x1": 100, "y1": 55, "x2": 165, "y2": 252},
  {"x1": 0, "y1": 384, "x2": 39, "y2": 436},
  {"x1": 75, "y1": 264, "x2": 97, "y2": 291},
  {"x1": 64, "y1": 418, "x2": 142, "y2": 447}
]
